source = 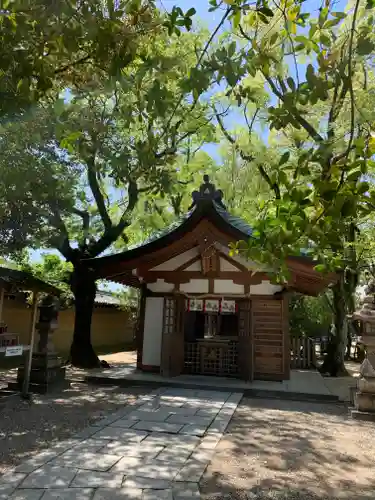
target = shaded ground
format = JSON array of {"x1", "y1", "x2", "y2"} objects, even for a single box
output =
[
  {"x1": 0, "y1": 350, "x2": 137, "y2": 389},
  {"x1": 0, "y1": 350, "x2": 147, "y2": 474},
  {"x1": 201, "y1": 397, "x2": 374, "y2": 500}
]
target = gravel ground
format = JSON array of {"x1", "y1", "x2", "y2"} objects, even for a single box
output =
[
  {"x1": 0, "y1": 382, "x2": 149, "y2": 474},
  {"x1": 200, "y1": 397, "x2": 375, "y2": 500}
]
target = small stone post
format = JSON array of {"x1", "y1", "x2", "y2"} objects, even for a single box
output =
[
  {"x1": 351, "y1": 284, "x2": 375, "y2": 421},
  {"x1": 14, "y1": 295, "x2": 67, "y2": 394}
]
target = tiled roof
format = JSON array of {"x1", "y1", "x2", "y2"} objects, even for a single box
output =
[
  {"x1": 0, "y1": 267, "x2": 60, "y2": 294},
  {"x1": 94, "y1": 290, "x2": 122, "y2": 306},
  {"x1": 126, "y1": 202, "x2": 252, "y2": 253}
]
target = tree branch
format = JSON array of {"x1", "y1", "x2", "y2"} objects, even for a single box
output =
[
  {"x1": 54, "y1": 54, "x2": 92, "y2": 76},
  {"x1": 48, "y1": 206, "x2": 73, "y2": 260},
  {"x1": 72, "y1": 208, "x2": 90, "y2": 250},
  {"x1": 88, "y1": 179, "x2": 139, "y2": 258},
  {"x1": 264, "y1": 76, "x2": 324, "y2": 143},
  {"x1": 215, "y1": 108, "x2": 281, "y2": 199},
  {"x1": 161, "y1": 7, "x2": 232, "y2": 139},
  {"x1": 343, "y1": 0, "x2": 361, "y2": 160},
  {"x1": 86, "y1": 156, "x2": 112, "y2": 230}
]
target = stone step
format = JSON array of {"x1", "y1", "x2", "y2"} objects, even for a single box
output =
[{"x1": 85, "y1": 375, "x2": 340, "y2": 404}]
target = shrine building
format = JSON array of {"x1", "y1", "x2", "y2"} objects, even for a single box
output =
[{"x1": 93, "y1": 176, "x2": 334, "y2": 382}]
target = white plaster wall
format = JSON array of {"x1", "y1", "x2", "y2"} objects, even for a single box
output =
[
  {"x1": 147, "y1": 279, "x2": 174, "y2": 292},
  {"x1": 220, "y1": 258, "x2": 240, "y2": 272},
  {"x1": 180, "y1": 279, "x2": 209, "y2": 294},
  {"x1": 214, "y1": 279, "x2": 244, "y2": 294},
  {"x1": 142, "y1": 297, "x2": 164, "y2": 367},
  {"x1": 214, "y1": 243, "x2": 271, "y2": 272},
  {"x1": 151, "y1": 248, "x2": 198, "y2": 271},
  {"x1": 185, "y1": 260, "x2": 201, "y2": 271},
  {"x1": 250, "y1": 280, "x2": 282, "y2": 295}
]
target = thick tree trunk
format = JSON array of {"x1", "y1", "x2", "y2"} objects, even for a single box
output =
[
  {"x1": 319, "y1": 279, "x2": 348, "y2": 377},
  {"x1": 69, "y1": 264, "x2": 101, "y2": 369}
]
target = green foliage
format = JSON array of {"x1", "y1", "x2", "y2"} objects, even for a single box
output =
[
  {"x1": 213, "y1": 0, "x2": 375, "y2": 276},
  {"x1": 117, "y1": 287, "x2": 139, "y2": 315},
  {"x1": 0, "y1": 28, "x2": 216, "y2": 261},
  {"x1": 0, "y1": 0, "x2": 197, "y2": 118},
  {"x1": 289, "y1": 293, "x2": 332, "y2": 338},
  {"x1": 11, "y1": 252, "x2": 73, "y2": 305}
]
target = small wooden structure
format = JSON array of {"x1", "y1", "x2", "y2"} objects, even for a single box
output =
[
  {"x1": 93, "y1": 176, "x2": 335, "y2": 382},
  {"x1": 0, "y1": 267, "x2": 59, "y2": 397}
]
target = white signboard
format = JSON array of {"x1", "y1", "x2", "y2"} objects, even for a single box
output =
[
  {"x1": 205, "y1": 299, "x2": 220, "y2": 313},
  {"x1": 5, "y1": 345, "x2": 23, "y2": 357},
  {"x1": 221, "y1": 300, "x2": 236, "y2": 314},
  {"x1": 188, "y1": 299, "x2": 204, "y2": 312}
]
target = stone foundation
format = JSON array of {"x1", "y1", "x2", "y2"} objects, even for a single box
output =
[{"x1": 10, "y1": 353, "x2": 67, "y2": 394}]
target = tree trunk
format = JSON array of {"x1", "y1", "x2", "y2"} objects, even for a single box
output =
[
  {"x1": 319, "y1": 279, "x2": 348, "y2": 377},
  {"x1": 69, "y1": 263, "x2": 101, "y2": 369}
]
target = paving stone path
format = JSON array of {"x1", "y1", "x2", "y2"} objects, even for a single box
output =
[{"x1": 0, "y1": 388, "x2": 243, "y2": 500}]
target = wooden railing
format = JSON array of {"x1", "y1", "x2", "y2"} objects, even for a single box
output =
[{"x1": 290, "y1": 337, "x2": 317, "y2": 369}]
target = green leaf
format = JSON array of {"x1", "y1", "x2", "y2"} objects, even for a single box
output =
[
  {"x1": 331, "y1": 11, "x2": 346, "y2": 19},
  {"x1": 258, "y1": 6, "x2": 274, "y2": 17},
  {"x1": 287, "y1": 77, "x2": 296, "y2": 91},
  {"x1": 231, "y1": 10, "x2": 241, "y2": 29},
  {"x1": 320, "y1": 34, "x2": 331, "y2": 46},
  {"x1": 318, "y1": 7, "x2": 328, "y2": 27},
  {"x1": 309, "y1": 23, "x2": 317, "y2": 38},
  {"x1": 314, "y1": 264, "x2": 326, "y2": 273},
  {"x1": 306, "y1": 64, "x2": 315, "y2": 86},
  {"x1": 323, "y1": 18, "x2": 342, "y2": 28},
  {"x1": 185, "y1": 8, "x2": 196, "y2": 16},
  {"x1": 228, "y1": 41, "x2": 237, "y2": 58},
  {"x1": 269, "y1": 32, "x2": 279, "y2": 45},
  {"x1": 279, "y1": 151, "x2": 290, "y2": 166},
  {"x1": 357, "y1": 36, "x2": 375, "y2": 55},
  {"x1": 358, "y1": 182, "x2": 370, "y2": 194}
]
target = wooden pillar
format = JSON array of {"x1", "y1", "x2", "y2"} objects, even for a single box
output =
[
  {"x1": 136, "y1": 285, "x2": 147, "y2": 370},
  {"x1": 160, "y1": 295, "x2": 185, "y2": 377},
  {"x1": 238, "y1": 298, "x2": 253, "y2": 381},
  {"x1": 282, "y1": 293, "x2": 291, "y2": 380},
  {"x1": 22, "y1": 291, "x2": 39, "y2": 398}
]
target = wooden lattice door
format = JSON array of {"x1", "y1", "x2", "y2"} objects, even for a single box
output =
[
  {"x1": 238, "y1": 299, "x2": 253, "y2": 381},
  {"x1": 160, "y1": 296, "x2": 185, "y2": 377}
]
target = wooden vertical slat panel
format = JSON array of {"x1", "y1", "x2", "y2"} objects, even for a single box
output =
[
  {"x1": 252, "y1": 298, "x2": 284, "y2": 379},
  {"x1": 160, "y1": 296, "x2": 185, "y2": 377},
  {"x1": 282, "y1": 294, "x2": 290, "y2": 379}
]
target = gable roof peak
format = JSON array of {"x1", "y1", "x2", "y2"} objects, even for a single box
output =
[{"x1": 189, "y1": 175, "x2": 226, "y2": 210}]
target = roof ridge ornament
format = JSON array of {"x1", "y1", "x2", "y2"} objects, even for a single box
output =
[{"x1": 189, "y1": 175, "x2": 226, "y2": 210}]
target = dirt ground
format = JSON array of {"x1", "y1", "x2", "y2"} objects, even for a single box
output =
[
  {"x1": 201, "y1": 397, "x2": 374, "y2": 500},
  {"x1": 99, "y1": 350, "x2": 136, "y2": 365},
  {"x1": 0, "y1": 350, "x2": 137, "y2": 389}
]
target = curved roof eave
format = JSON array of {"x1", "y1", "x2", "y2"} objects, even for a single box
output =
[{"x1": 90, "y1": 200, "x2": 253, "y2": 269}]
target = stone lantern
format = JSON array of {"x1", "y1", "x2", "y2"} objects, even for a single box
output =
[
  {"x1": 15, "y1": 295, "x2": 66, "y2": 393},
  {"x1": 351, "y1": 280, "x2": 375, "y2": 420}
]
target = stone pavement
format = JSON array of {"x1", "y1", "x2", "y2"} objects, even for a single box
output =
[{"x1": 0, "y1": 388, "x2": 243, "y2": 499}]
